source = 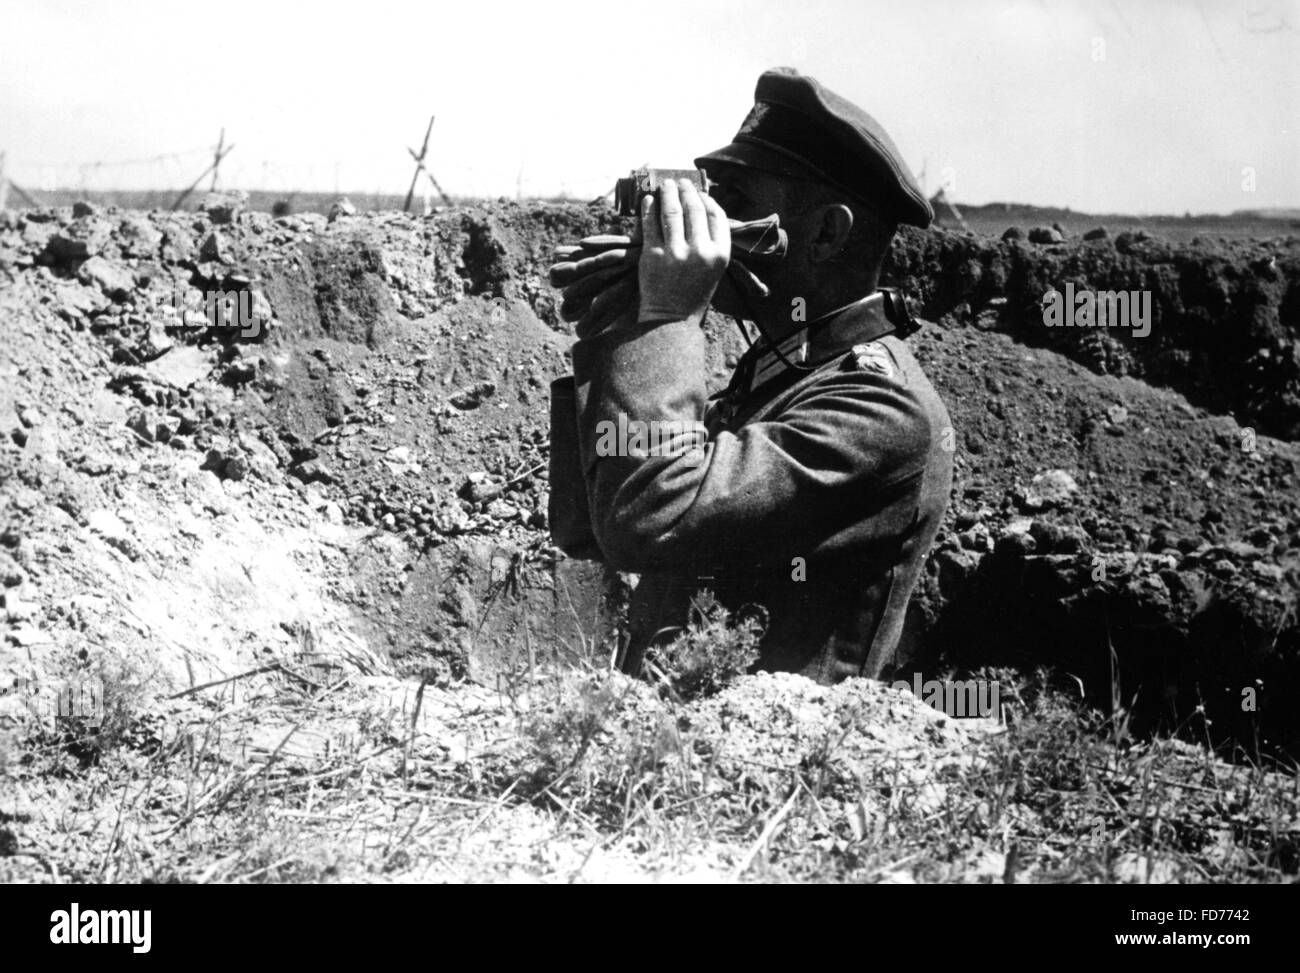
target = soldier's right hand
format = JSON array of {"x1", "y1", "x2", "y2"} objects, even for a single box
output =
[{"x1": 636, "y1": 179, "x2": 730, "y2": 326}]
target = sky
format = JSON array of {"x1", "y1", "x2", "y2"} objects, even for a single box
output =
[{"x1": 1, "y1": 0, "x2": 1297, "y2": 214}]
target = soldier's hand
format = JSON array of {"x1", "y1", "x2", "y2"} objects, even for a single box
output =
[
  {"x1": 637, "y1": 178, "x2": 730, "y2": 325},
  {"x1": 573, "y1": 276, "x2": 639, "y2": 339},
  {"x1": 549, "y1": 230, "x2": 640, "y2": 287}
]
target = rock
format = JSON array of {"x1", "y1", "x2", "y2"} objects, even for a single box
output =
[
  {"x1": 20, "y1": 424, "x2": 60, "y2": 461},
  {"x1": 486, "y1": 499, "x2": 519, "y2": 521},
  {"x1": 119, "y1": 215, "x2": 164, "y2": 256},
  {"x1": 1252, "y1": 562, "x2": 1285, "y2": 582},
  {"x1": 144, "y1": 346, "x2": 210, "y2": 389},
  {"x1": 3, "y1": 591, "x2": 38, "y2": 622},
  {"x1": 1114, "y1": 230, "x2": 1150, "y2": 254},
  {"x1": 198, "y1": 230, "x2": 230, "y2": 263},
  {"x1": 7, "y1": 626, "x2": 52, "y2": 648},
  {"x1": 77, "y1": 255, "x2": 135, "y2": 299},
  {"x1": 1106, "y1": 404, "x2": 1129, "y2": 425},
  {"x1": 222, "y1": 454, "x2": 250, "y2": 481},
  {"x1": 1149, "y1": 528, "x2": 1181, "y2": 552},
  {"x1": 53, "y1": 281, "x2": 109, "y2": 319},
  {"x1": 203, "y1": 444, "x2": 231, "y2": 470},
  {"x1": 386, "y1": 446, "x2": 412, "y2": 463},
  {"x1": 328, "y1": 198, "x2": 357, "y2": 222},
  {"x1": 71, "y1": 200, "x2": 98, "y2": 218},
  {"x1": 223, "y1": 358, "x2": 258, "y2": 384},
  {"x1": 1000, "y1": 226, "x2": 1024, "y2": 242},
  {"x1": 459, "y1": 471, "x2": 501, "y2": 503},
  {"x1": 1051, "y1": 221, "x2": 1068, "y2": 237},
  {"x1": 1, "y1": 558, "x2": 26, "y2": 587},
  {"x1": 126, "y1": 411, "x2": 156, "y2": 443},
  {"x1": 449, "y1": 382, "x2": 497, "y2": 410},
  {"x1": 21, "y1": 221, "x2": 56, "y2": 251},
  {"x1": 995, "y1": 532, "x2": 1037, "y2": 556},
  {"x1": 86, "y1": 509, "x2": 130, "y2": 544},
  {"x1": 201, "y1": 440, "x2": 249, "y2": 481},
  {"x1": 1056, "y1": 524, "x2": 1091, "y2": 553},
  {"x1": 1209, "y1": 558, "x2": 1237, "y2": 578},
  {"x1": 1083, "y1": 226, "x2": 1109, "y2": 241},
  {"x1": 160, "y1": 224, "x2": 196, "y2": 263},
  {"x1": 236, "y1": 432, "x2": 280, "y2": 480},
  {"x1": 292, "y1": 460, "x2": 336, "y2": 484},
  {"x1": 1221, "y1": 541, "x2": 1264, "y2": 561},
  {"x1": 143, "y1": 321, "x2": 174, "y2": 356},
  {"x1": 1028, "y1": 226, "x2": 1065, "y2": 244},
  {"x1": 202, "y1": 191, "x2": 248, "y2": 225},
  {"x1": 958, "y1": 525, "x2": 992, "y2": 553},
  {"x1": 1027, "y1": 520, "x2": 1059, "y2": 549},
  {"x1": 173, "y1": 409, "x2": 200, "y2": 435},
  {"x1": 429, "y1": 497, "x2": 473, "y2": 535},
  {"x1": 1247, "y1": 527, "x2": 1275, "y2": 549},
  {"x1": 1250, "y1": 256, "x2": 1279, "y2": 279},
  {"x1": 43, "y1": 232, "x2": 95, "y2": 263},
  {"x1": 1021, "y1": 470, "x2": 1080, "y2": 511}
]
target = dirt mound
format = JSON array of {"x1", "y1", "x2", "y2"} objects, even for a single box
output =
[
  {"x1": 884, "y1": 226, "x2": 1300, "y2": 439},
  {"x1": 903, "y1": 322, "x2": 1300, "y2": 748},
  {"x1": 1, "y1": 200, "x2": 1297, "y2": 755}
]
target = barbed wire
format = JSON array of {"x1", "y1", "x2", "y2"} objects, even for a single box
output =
[{"x1": 15, "y1": 145, "x2": 213, "y2": 170}]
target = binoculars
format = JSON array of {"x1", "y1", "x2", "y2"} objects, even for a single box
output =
[{"x1": 613, "y1": 168, "x2": 712, "y2": 217}]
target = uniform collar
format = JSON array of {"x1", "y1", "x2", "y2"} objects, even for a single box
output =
[{"x1": 732, "y1": 291, "x2": 898, "y2": 398}]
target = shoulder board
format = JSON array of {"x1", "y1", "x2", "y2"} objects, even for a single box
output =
[{"x1": 847, "y1": 342, "x2": 896, "y2": 379}]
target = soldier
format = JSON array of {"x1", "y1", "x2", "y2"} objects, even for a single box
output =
[{"x1": 550, "y1": 68, "x2": 953, "y2": 683}]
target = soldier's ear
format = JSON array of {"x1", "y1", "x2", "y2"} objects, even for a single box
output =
[{"x1": 807, "y1": 204, "x2": 855, "y2": 263}]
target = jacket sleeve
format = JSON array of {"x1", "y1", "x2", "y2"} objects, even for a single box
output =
[{"x1": 572, "y1": 314, "x2": 933, "y2": 572}]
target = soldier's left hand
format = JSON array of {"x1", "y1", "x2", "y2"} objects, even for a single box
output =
[{"x1": 637, "y1": 179, "x2": 730, "y2": 325}]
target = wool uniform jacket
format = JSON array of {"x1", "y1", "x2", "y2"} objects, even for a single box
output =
[{"x1": 549, "y1": 290, "x2": 953, "y2": 681}]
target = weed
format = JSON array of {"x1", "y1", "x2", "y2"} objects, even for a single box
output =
[
  {"x1": 521, "y1": 672, "x2": 622, "y2": 786},
  {"x1": 643, "y1": 591, "x2": 763, "y2": 701}
]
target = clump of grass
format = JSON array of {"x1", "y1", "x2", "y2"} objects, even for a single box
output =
[
  {"x1": 846, "y1": 666, "x2": 1300, "y2": 884},
  {"x1": 519, "y1": 589, "x2": 761, "y2": 788},
  {"x1": 61, "y1": 653, "x2": 152, "y2": 766},
  {"x1": 11, "y1": 653, "x2": 154, "y2": 772},
  {"x1": 521, "y1": 672, "x2": 621, "y2": 784},
  {"x1": 513, "y1": 665, "x2": 716, "y2": 839},
  {"x1": 643, "y1": 591, "x2": 763, "y2": 701},
  {"x1": 506, "y1": 591, "x2": 783, "y2": 858}
]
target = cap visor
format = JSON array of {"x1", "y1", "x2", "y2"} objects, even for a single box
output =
[{"x1": 694, "y1": 140, "x2": 823, "y2": 182}]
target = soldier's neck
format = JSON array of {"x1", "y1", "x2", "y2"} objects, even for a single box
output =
[{"x1": 756, "y1": 281, "x2": 879, "y2": 343}]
